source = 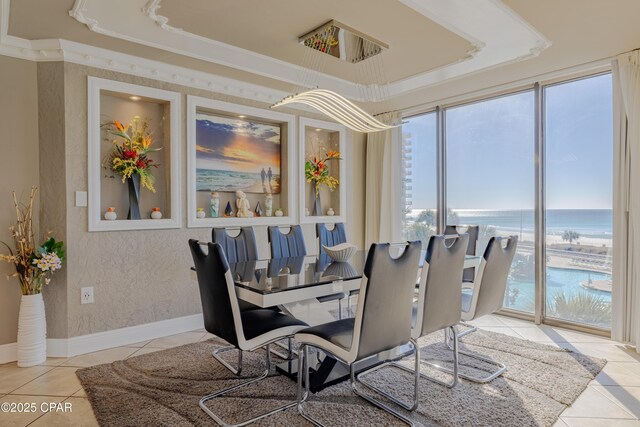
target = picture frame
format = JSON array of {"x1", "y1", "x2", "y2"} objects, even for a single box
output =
[{"x1": 186, "y1": 96, "x2": 297, "y2": 227}]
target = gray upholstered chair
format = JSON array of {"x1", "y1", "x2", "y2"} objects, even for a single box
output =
[
  {"x1": 445, "y1": 224, "x2": 480, "y2": 283},
  {"x1": 188, "y1": 239, "x2": 307, "y2": 425},
  {"x1": 268, "y1": 225, "x2": 307, "y2": 258},
  {"x1": 316, "y1": 222, "x2": 347, "y2": 250},
  {"x1": 295, "y1": 242, "x2": 422, "y2": 426},
  {"x1": 212, "y1": 227, "x2": 258, "y2": 263},
  {"x1": 213, "y1": 227, "x2": 277, "y2": 313},
  {"x1": 315, "y1": 223, "x2": 349, "y2": 318},
  {"x1": 358, "y1": 234, "x2": 468, "y2": 396},
  {"x1": 269, "y1": 225, "x2": 347, "y2": 320},
  {"x1": 454, "y1": 235, "x2": 518, "y2": 383}
]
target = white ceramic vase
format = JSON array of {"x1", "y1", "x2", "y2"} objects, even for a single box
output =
[{"x1": 17, "y1": 293, "x2": 47, "y2": 367}]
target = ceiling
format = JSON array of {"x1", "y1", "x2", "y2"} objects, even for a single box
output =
[
  {"x1": 157, "y1": 0, "x2": 472, "y2": 83},
  {"x1": 5, "y1": 0, "x2": 640, "y2": 112}
]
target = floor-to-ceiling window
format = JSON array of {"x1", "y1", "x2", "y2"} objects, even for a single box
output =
[
  {"x1": 544, "y1": 74, "x2": 613, "y2": 329},
  {"x1": 402, "y1": 111, "x2": 437, "y2": 246},
  {"x1": 400, "y1": 71, "x2": 614, "y2": 331},
  {"x1": 446, "y1": 91, "x2": 536, "y2": 314}
]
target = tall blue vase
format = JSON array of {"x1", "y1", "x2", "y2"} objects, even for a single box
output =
[
  {"x1": 312, "y1": 182, "x2": 322, "y2": 216},
  {"x1": 127, "y1": 174, "x2": 141, "y2": 220}
]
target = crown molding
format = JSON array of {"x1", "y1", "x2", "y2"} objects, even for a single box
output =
[
  {"x1": 64, "y1": 0, "x2": 550, "y2": 101},
  {"x1": 0, "y1": 0, "x2": 289, "y2": 104},
  {"x1": 2, "y1": 0, "x2": 551, "y2": 103}
]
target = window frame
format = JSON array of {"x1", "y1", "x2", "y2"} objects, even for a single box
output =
[{"x1": 401, "y1": 70, "x2": 614, "y2": 336}]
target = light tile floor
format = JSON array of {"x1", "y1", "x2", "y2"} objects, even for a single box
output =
[{"x1": 1, "y1": 316, "x2": 639, "y2": 426}]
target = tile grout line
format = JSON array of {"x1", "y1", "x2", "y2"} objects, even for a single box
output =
[
  {"x1": 589, "y1": 383, "x2": 640, "y2": 420},
  {"x1": 3, "y1": 366, "x2": 56, "y2": 395}
]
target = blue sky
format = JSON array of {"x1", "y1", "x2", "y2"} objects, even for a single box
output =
[{"x1": 404, "y1": 73, "x2": 613, "y2": 210}]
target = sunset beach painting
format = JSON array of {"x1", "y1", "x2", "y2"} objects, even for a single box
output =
[{"x1": 195, "y1": 112, "x2": 281, "y2": 194}]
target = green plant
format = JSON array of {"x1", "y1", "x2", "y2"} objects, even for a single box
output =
[
  {"x1": 548, "y1": 291, "x2": 611, "y2": 326},
  {"x1": 562, "y1": 230, "x2": 581, "y2": 248}
]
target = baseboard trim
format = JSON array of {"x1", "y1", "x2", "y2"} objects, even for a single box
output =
[
  {"x1": 0, "y1": 313, "x2": 204, "y2": 362},
  {"x1": 0, "y1": 342, "x2": 17, "y2": 365}
]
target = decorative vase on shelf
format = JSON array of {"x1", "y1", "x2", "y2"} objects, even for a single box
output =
[
  {"x1": 151, "y1": 207, "x2": 162, "y2": 219},
  {"x1": 196, "y1": 208, "x2": 206, "y2": 218},
  {"x1": 275, "y1": 208, "x2": 284, "y2": 217},
  {"x1": 224, "y1": 202, "x2": 233, "y2": 217},
  {"x1": 104, "y1": 207, "x2": 117, "y2": 221},
  {"x1": 210, "y1": 192, "x2": 220, "y2": 218},
  {"x1": 17, "y1": 292, "x2": 46, "y2": 367},
  {"x1": 265, "y1": 193, "x2": 273, "y2": 217},
  {"x1": 312, "y1": 182, "x2": 322, "y2": 216},
  {"x1": 327, "y1": 207, "x2": 335, "y2": 216},
  {"x1": 127, "y1": 174, "x2": 141, "y2": 220}
]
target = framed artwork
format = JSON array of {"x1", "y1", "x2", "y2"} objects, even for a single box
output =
[
  {"x1": 186, "y1": 96, "x2": 297, "y2": 228},
  {"x1": 195, "y1": 113, "x2": 282, "y2": 194}
]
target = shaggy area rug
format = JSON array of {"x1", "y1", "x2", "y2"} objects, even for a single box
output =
[{"x1": 76, "y1": 329, "x2": 605, "y2": 426}]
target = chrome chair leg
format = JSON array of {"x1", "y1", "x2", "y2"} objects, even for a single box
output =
[
  {"x1": 338, "y1": 298, "x2": 343, "y2": 320},
  {"x1": 354, "y1": 338, "x2": 420, "y2": 412},
  {"x1": 271, "y1": 337, "x2": 297, "y2": 360},
  {"x1": 297, "y1": 345, "x2": 322, "y2": 426},
  {"x1": 451, "y1": 350, "x2": 506, "y2": 383},
  {"x1": 454, "y1": 321, "x2": 477, "y2": 340},
  {"x1": 201, "y1": 344, "x2": 298, "y2": 426},
  {"x1": 441, "y1": 325, "x2": 506, "y2": 383},
  {"x1": 413, "y1": 326, "x2": 459, "y2": 388},
  {"x1": 212, "y1": 346, "x2": 243, "y2": 376}
]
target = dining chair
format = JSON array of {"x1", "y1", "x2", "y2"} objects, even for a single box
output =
[
  {"x1": 445, "y1": 224, "x2": 479, "y2": 283},
  {"x1": 269, "y1": 225, "x2": 347, "y2": 320},
  {"x1": 188, "y1": 239, "x2": 308, "y2": 426},
  {"x1": 316, "y1": 223, "x2": 350, "y2": 317},
  {"x1": 357, "y1": 234, "x2": 468, "y2": 400},
  {"x1": 268, "y1": 225, "x2": 307, "y2": 258},
  {"x1": 316, "y1": 222, "x2": 347, "y2": 251},
  {"x1": 449, "y1": 235, "x2": 518, "y2": 383},
  {"x1": 212, "y1": 226, "x2": 258, "y2": 263},
  {"x1": 295, "y1": 241, "x2": 422, "y2": 426},
  {"x1": 213, "y1": 227, "x2": 268, "y2": 313}
]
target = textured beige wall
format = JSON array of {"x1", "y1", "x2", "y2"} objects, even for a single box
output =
[
  {"x1": 0, "y1": 56, "x2": 39, "y2": 345},
  {"x1": 52, "y1": 62, "x2": 366, "y2": 338},
  {"x1": 38, "y1": 62, "x2": 69, "y2": 340}
]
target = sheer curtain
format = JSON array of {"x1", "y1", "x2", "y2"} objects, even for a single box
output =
[
  {"x1": 364, "y1": 112, "x2": 402, "y2": 246},
  {"x1": 612, "y1": 50, "x2": 640, "y2": 346}
]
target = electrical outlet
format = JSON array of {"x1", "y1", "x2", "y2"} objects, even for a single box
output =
[{"x1": 81, "y1": 287, "x2": 94, "y2": 304}]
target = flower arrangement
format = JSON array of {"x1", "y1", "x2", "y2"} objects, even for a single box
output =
[
  {"x1": 103, "y1": 117, "x2": 160, "y2": 192},
  {"x1": 0, "y1": 188, "x2": 65, "y2": 295},
  {"x1": 305, "y1": 150, "x2": 342, "y2": 196}
]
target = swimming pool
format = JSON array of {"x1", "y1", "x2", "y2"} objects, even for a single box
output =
[{"x1": 504, "y1": 267, "x2": 612, "y2": 313}]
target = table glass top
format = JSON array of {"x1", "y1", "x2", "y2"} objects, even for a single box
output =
[{"x1": 230, "y1": 251, "x2": 368, "y2": 295}]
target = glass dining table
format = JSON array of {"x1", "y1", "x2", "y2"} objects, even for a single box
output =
[{"x1": 228, "y1": 250, "x2": 482, "y2": 391}]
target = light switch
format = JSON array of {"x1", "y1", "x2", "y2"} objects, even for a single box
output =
[{"x1": 75, "y1": 191, "x2": 88, "y2": 207}]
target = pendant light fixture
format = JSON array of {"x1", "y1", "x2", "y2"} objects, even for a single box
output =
[{"x1": 271, "y1": 20, "x2": 398, "y2": 133}]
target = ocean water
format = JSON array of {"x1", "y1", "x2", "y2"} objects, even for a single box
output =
[
  {"x1": 196, "y1": 168, "x2": 280, "y2": 192},
  {"x1": 447, "y1": 209, "x2": 612, "y2": 238}
]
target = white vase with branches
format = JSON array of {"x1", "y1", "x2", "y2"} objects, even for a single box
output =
[{"x1": 0, "y1": 188, "x2": 65, "y2": 367}]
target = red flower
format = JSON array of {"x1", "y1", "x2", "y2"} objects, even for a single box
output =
[
  {"x1": 123, "y1": 150, "x2": 137, "y2": 159},
  {"x1": 136, "y1": 160, "x2": 146, "y2": 168}
]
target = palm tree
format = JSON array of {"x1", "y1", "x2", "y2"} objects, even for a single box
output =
[{"x1": 562, "y1": 230, "x2": 580, "y2": 249}]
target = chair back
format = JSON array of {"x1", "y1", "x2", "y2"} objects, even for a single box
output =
[
  {"x1": 212, "y1": 227, "x2": 258, "y2": 263},
  {"x1": 472, "y1": 236, "x2": 518, "y2": 318},
  {"x1": 445, "y1": 224, "x2": 479, "y2": 282},
  {"x1": 354, "y1": 241, "x2": 422, "y2": 360},
  {"x1": 188, "y1": 239, "x2": 240, "y2": 347},
  {"x1": 317, "y1": 223, "x2": 347, "y2": 253},
  {"x1": 415, "y1": 234, "x2": 468, "y2": 337},
  {"x1": 268, "y1": 225, "x2": 307, "y2": 258}
]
